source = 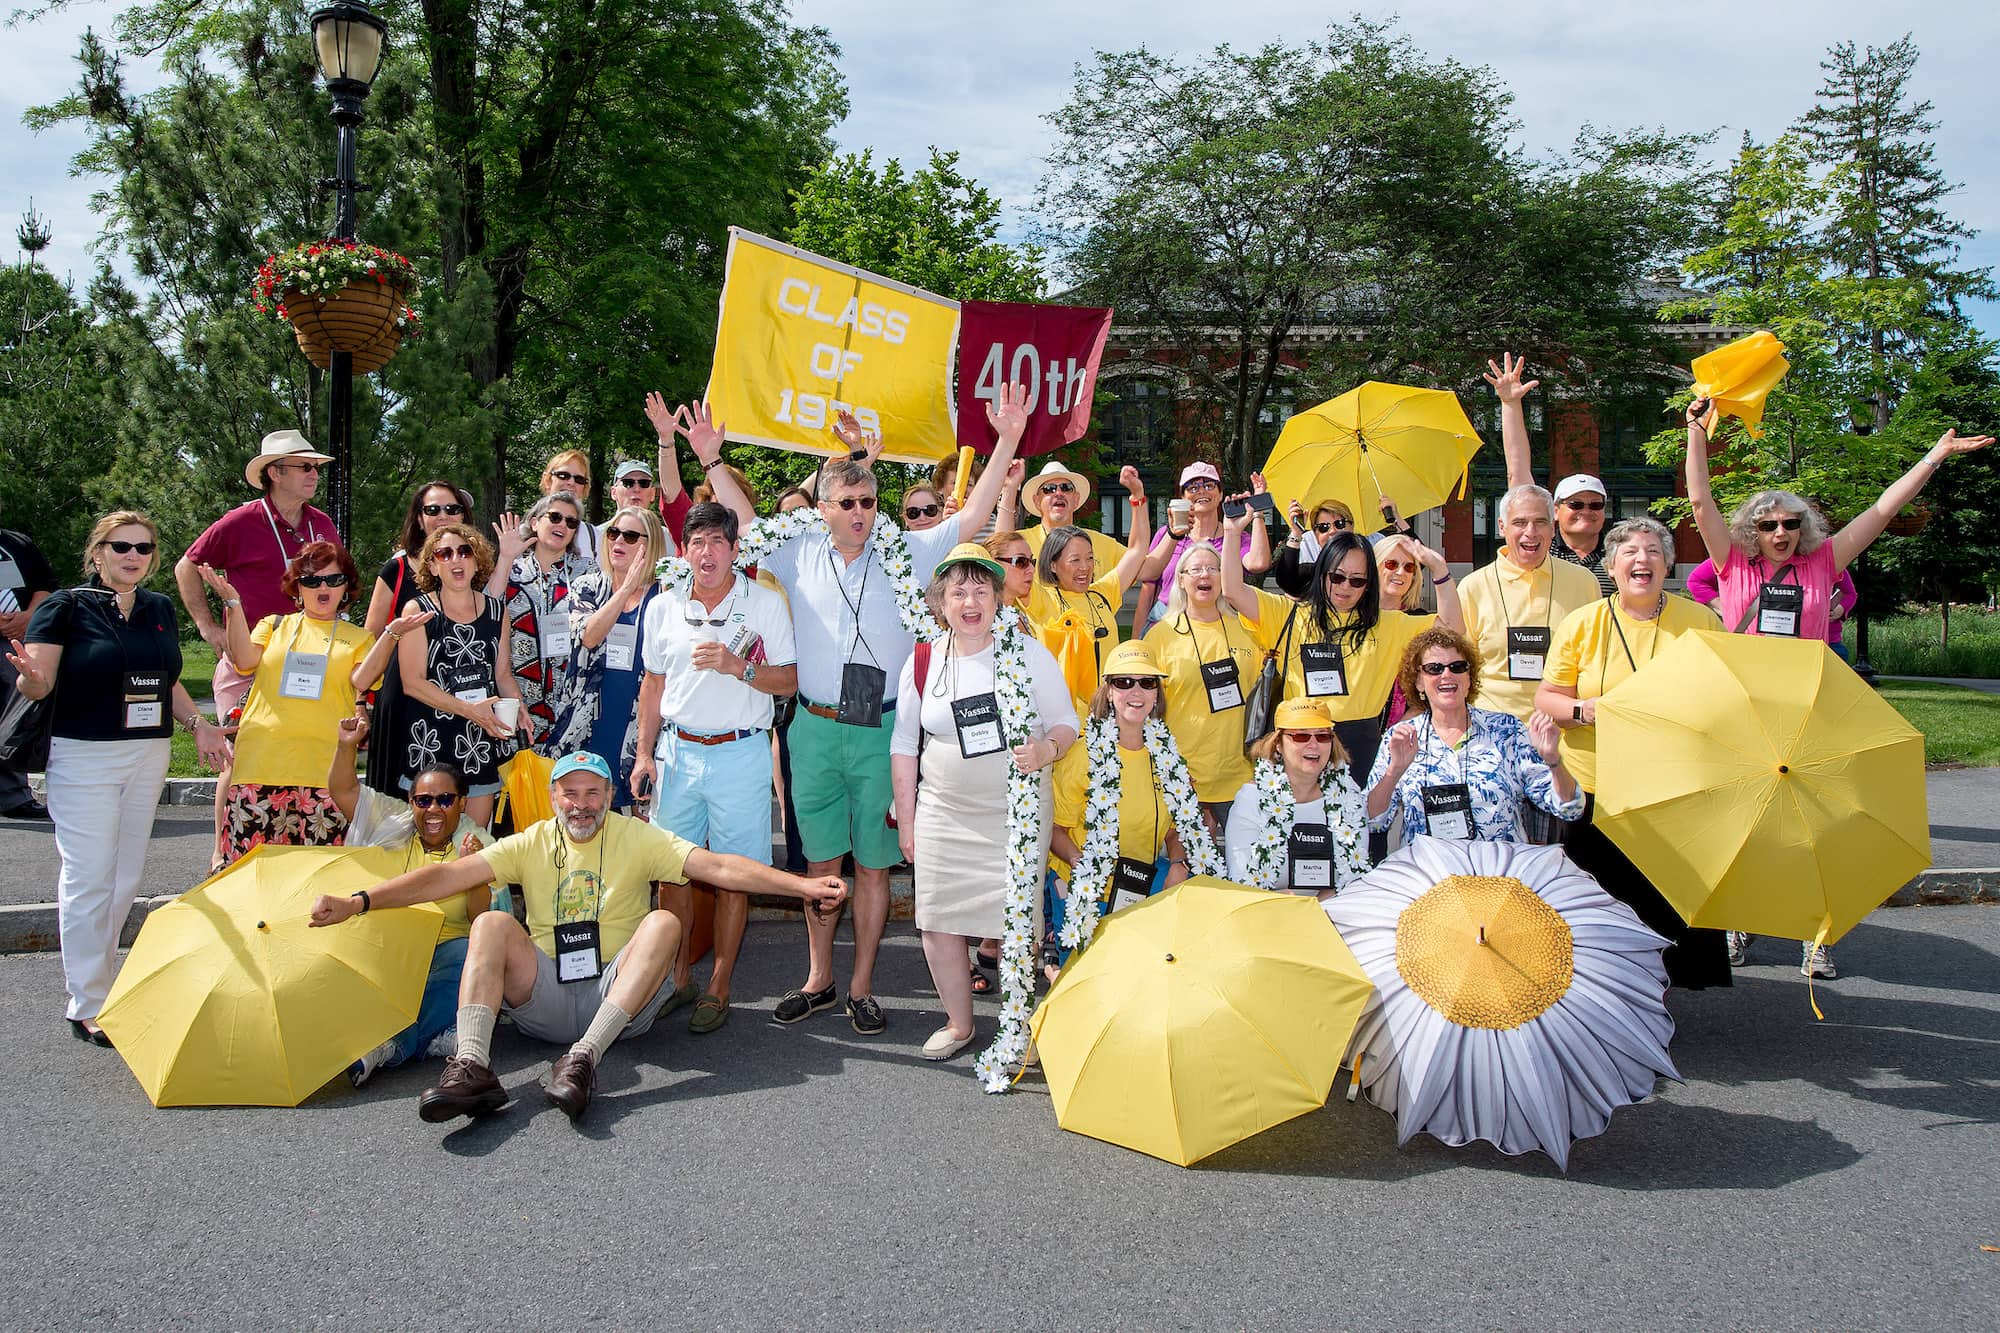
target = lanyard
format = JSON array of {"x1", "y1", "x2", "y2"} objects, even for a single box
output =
[
  {"x1": 1756, "y1": 558, "x2": 1801, "y2": 587},
  {"x1": 288, "y1": 610, "x2": 342, "y2": 657},
  {"x1": 551, "y1": 820, "x2": 610, "y2": 918},
  {"x1": 1491, "y1": 563, "x2": 1551, "y2": 633},
  {"x1": 827, "y1": 542, "x2": 877, "y2": 665},
  {"x1": 1172, "y1": 609, "x2": 1239, "y2": 655},
  {"x1": 261, "y1": 498, "x2": 322, "y2": 562},
  {"x1": 1602, "y1": 596, "x2": 1664, "y2": 676},
  {"x1": 77, "y1": 585, "x2": 164, "y2": 678}
]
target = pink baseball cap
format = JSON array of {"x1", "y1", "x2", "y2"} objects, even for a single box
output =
[{"x1": 1178, "y1": 461, "x2": 1221, "y2": 489}]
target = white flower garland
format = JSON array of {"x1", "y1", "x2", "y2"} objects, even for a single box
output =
[
  {"x1": 1239, "y1": 758, "x2": 1364, "y2": 892},
  {"x1": 974, "y1": 606, "x2": 1048, "y2": 1093},
  {"x1": 1057, "y1": 715, "x2": 1223, "y2": 951},
  {"x1": 657, "y1": 509, "x2": 935, "y2": 637}
]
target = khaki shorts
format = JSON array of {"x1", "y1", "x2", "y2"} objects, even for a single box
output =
[{"x1": 505, "y1": 938, "x2": 671, "y2": 1045}]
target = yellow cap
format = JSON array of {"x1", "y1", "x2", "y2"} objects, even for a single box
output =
[
  {"x1": 1100, "y1": 640, "x2": 1167, "y2": 679},
  {"x1": 1274, "y1": 697, "x2": 1334, "y2": 729}
]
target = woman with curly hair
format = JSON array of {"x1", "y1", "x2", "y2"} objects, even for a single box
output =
[
  {"x1": 198, "y1": 541, "x2": 412, "y2": 860},
  {"x1": 1366, "y1": 625, "x2": 1580, "y2": 848},
  {"x1": 400, "y1": 523, "x2": 527, "y2": 828},
  {"x1": 361, "y1": 480, "x2": 475, "y2": 796}
]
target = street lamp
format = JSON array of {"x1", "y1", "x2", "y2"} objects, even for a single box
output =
[{"x1": 310, "y1": 1, "x2": 387, "y2": 542}]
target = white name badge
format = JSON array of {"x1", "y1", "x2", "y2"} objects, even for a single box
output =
[
  {"x1": 554, "y1": 920, "x2": 602, "y2": 983},
  {"x1": 1422, "y1": 783, "x2": 1474, "y2": 840},
  {"x1": 1757, "y1": 582, "x2": 1803, "y2": 637},
  {"x1": 1200, "y1": 658, "x2": 1243, "y2": 712},
  {"x1": 1299, "y1": 642, "x2": 1347, "y2": 697},
  {"x1": 1507, "y1": 626, "x2": 1551, "y2": 681},
  {"x1": 606, "y1": 621, "x2": 638, "y2": 672},
  {"x1": 453, "y1": 687, "x2": 488, "y2": 705},
  {"x1": 540, "y1": 622, "x2": 572, "y2": 661},
  {"x1": 951, "y1": 692, "x2": 1005, "y2": 759},
  {"x1": 123, "y1": 671, "x2": 167, "y2": 730},
  {"x1": 280, "y1": 650, "x2": 328, "y2": 701}
]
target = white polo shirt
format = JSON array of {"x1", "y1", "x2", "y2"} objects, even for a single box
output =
[
  {"x1": 642, "y1": 572, "x2": 796, "y2": 738},
  {"x1": 759, "y1": 522, "x2": 959, "y2": 706}
]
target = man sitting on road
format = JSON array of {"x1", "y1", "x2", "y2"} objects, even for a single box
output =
[{"x1": 309, "y1": 750, "x2": 846, "y2": 1124}]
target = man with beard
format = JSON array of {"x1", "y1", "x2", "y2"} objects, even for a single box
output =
[{"x1": 309, "y1": 751, "x2": 846, "y2": 1124}]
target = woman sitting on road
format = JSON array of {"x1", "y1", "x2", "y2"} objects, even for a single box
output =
[
  {"x1": 329, "y1": 706, "x2": 495, "y2": 1086},
  {"x1": 9, "y1": 511, "x2": 230, "y2": 1045},
  {"x1": 1224, "y1": 698, "x2": 1369, "y2": 896},
  {"x1": 1366, "y1": 626, "x2": 1581, "y2": 849},
  {"x1": 362, "y1": 480, "x2": 475, "y2": 796},
  {"x1": 199, "y1": 542, "x2": 398, "y2": 862},
  {"x1": 488, "y1": 492, "x2": 591, "y2": 752}
]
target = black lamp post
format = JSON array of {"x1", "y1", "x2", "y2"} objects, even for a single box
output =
[{"x1": 310, "y1": 1, "x2": 387, "y2": 542}]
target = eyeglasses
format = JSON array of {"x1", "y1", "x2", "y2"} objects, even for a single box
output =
[
  {"x1": 828, "y1": 495, "x2": 878, "y2": 512},
  {"x1": 995, "y1": 555, "x2": 1035, "y2": 570},
  {"x1": 410, "y1": 793, "x2": 462, "y2": 810},
  {"x1": 606, "y1": 528, "x2": 647, "y2": 545},
  {"x1": 616, "y1": 476, "x2": 653, "y2": 489},
  {"x1": 99, "y1": 540, "x2": 157, "y2": 555},
  {"x1": 1039, "y1": 481, "x2": 1076, "y2": 496},
  {"x1": 420, "y1": 503, "x2": 465, "y2": 517},
  {"x1": 541, "y1": 512, "x2": 580, "y2": 529},
  {"x1": 1563, "y1": 499, "x2": 1607, "y2": 512},
  {"x1": 297, "y1": 572, "x2": 350, "y2": 588},
  {"x1": 1323, "y1": 572, "x2": 1370, "y2": 589},
  {"x1": 904, "y1": 504, "x2": 941, "y2": 520},
  {"x1": 1379, "y1": 558, "x2": 1416, "y2": 574},
  {"x1": 432, "y1": 544, "x2": 475, "y2": 562},
  {"x1": 1314, "y1": 520, "x2": 1348, "y2": 533},
  {"x1": 1105, "y1": 676, "x2": 1161, "y2": 692},
  {"x1": 1282, "y1": 729, "x2": 1334, "y2": 743},
  {"x1": 1755, "y1": 517, "x2": 1804, "y2": 533},
  {"x1": 274, "y1": 461, "x2": 323, "y2": 474},
  {"x1": 1419, "y1": 660, "x2": 1472, "y2": 676},
  {"x1": 1182, "y1": 479, "x2": 1219, "y2": 493},
  {"x1": 550, "y1": 469, "x2": 589, "y2": 487}
]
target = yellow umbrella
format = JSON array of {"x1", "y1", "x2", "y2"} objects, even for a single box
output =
[
  {"x1": 1690, "y1": 330, "x2": 1790, "y2": 437},
  {"x1": 1262, "y1": 381, "x2": 1482, "y2": 525},
  {"x1": 497, "y1": 748, "x2": 554, "y2": 830},
  {"x1": 1594, "y1": 631, "x2": 1928, "y2": 950},
  {"x1": 1028, "y1": 877, "x2": 1373, "y2": 1167},
  {"x1": 96, "y1": 845, "x2": 444, "y2": 1107}
]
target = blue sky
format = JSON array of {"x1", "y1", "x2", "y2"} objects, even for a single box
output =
[{"x1": 5, "y1": 1, "x2": 1996, "y2": 337}]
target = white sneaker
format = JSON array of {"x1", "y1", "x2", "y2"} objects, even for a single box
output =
[
  {"x1": 349, "y1": 1038, "x2": 398, "y2": 1087},
  {"x1": 425, "y1": 1027, "x2": 458, "y2": 1060},
  {"x1": 921, "y1": 1026, "x2": 974, "y2": 1061},
  {"x1": 1801, "y1": 943, "x2": 1837, "y2": 979},
  {"x1": 1726, "y1": 932, "x2": 1752, "y2": 966}
]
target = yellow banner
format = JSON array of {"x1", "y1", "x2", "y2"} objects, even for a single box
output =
[{"x1": 704, "y1": 228, "x2": 961, "y2": 464}]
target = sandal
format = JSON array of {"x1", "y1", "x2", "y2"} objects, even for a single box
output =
[{"x1": 969, "y1": 966, "x2": 994, "y2": 996}]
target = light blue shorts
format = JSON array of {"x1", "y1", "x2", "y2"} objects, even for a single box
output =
[{"x1": 652, "y1": 728, "x2": 773, "y2": 862}]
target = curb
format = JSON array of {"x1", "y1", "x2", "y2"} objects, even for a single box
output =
[
  {"x1": 27, "y1": 776, "x2": 216, "y2": 808},
  {"x1": 1883, "y1": 868, "x2": 2000, "y2": 908}
]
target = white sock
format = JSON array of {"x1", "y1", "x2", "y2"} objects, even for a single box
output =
[
  {"x1": 457, "y1": 1004, "x2": 497, "y2": 1067},
  {"x1": 568, "y1": 1001, "x2": 633, "y2": 1064}
]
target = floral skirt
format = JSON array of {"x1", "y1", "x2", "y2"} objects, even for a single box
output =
[{"x1": 224, "y1": 784, "x2": 349, "y2": 862}]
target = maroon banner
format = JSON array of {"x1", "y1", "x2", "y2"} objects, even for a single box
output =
[{"x1": 956, "y1": 300, "x2": 1113, "y2": 457}]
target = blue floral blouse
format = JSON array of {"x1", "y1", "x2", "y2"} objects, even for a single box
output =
[{"x1": 1365, "y1": 706, "x2": 1583, "y2": 842}]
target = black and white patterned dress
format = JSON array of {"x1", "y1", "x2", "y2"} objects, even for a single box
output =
[{"x1": 404, "y1": 592, "x2": 511, "y2": 793}]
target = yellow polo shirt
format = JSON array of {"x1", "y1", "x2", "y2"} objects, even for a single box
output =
[
  {"x1": 480, "y1": 812, "x2": 693, "y2": 959},
  {"x1": 1545, "y1": 595, "x2": 1722, "y2": 792},
  {"x1": 1247, "y1": 588, "x2": 1431, "y2": 721},
  {"x1": 1458, "y1": 552, "x2": 1606, "y2": 721},
  {"x1": 1051, "y1": 741, "x2": 1172, "y2": 883},
  {"x1": 1021, "y1": 524, "x2": 1125, "y2": 580},
  {"x1": 1142, "y1": 610, "x2": 1284, "y2": 802}
]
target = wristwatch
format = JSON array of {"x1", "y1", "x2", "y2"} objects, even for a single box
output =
[
  {"x1": 742, "y1": 661, "x2": 758, "y2": 686},
  {"x1": 1571, "y1": 703, "x2": 1584, "y2": 722}
]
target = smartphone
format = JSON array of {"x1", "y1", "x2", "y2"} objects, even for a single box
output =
[
  {"x1": 1247, "y1": 493, "x2": 1278, "y2": 524},
  {"x1": 635, "y1": 773, "x2": 655, "y2": 800},
  {"x1": 1222, "y1": 497, "x2": 1248, "y2": 520}
]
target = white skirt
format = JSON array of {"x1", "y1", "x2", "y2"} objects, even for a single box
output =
[{"x1": 912, "y1": 735, "x2": 1053, "y2": 938}]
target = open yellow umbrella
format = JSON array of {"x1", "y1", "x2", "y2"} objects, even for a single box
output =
[
  {"x1": 1028, "y1": 877, "x2": 1373, "y2": 1166},
  {"x1": 1593, "y1": 631, "x2": 1928, "y2": 950},
  {"x1": 96, "y1": 845, "x2": 444, "y2": 1107},
  {"x1": 497, "y1": 748, "x2": 554, "y2": 831},
  {"x1": 1690, "y1": 330, "x2": 1790, "y2": 437},
  {"x1": 1262, "y1": 381, "x2": 1482, "y2": 525}
]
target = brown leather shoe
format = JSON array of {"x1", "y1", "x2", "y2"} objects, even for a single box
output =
[
  {"x1": 546, "y1": 1049, "x2": 597, "y2": 1121},
  {"x1": 417, "y1": 1056, "x2": 508, "y2": 1123}
]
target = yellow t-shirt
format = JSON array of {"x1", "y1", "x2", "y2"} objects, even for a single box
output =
[
  {"x1": 480, "y1": 811, "x2": 693, "y2": 959},
  {"x1": 1050, "y1": 740, "x2": 1172, "y2": 882},
  {"x1": 1545, "y1": 595, "x2": 1723, "y2": 792},
  {"x1": 1028, "y1": 573, "x2": 1124, "y2": 707},
  {"x1": 1248, "y1": 589, "x2": 1431, "y2": 721},
  {"x1": 1458, "y1": 553, "x2": 1606, "y2": 721},
  {"x1": 1022, "y1": 524, "x2": 1125, "y2": 580},
  {"x1": 231, "y1": 613, "x2": 379, "y2": 789},
  {"x1": 1142, "y1": 610, "x2": 1283, "y2": 802}
]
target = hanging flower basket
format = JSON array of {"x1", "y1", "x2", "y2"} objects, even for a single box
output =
[
  {"x1": 1882, "y1": 503, "x2": 1932, "y2": 537},
  {"x1": 254, "y1": 240, "x2": 422, "y2": 372}
]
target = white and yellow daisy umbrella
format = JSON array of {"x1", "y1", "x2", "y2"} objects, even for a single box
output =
[{"x1": 1323, "y1": 837, "x2": 1677, "y2": 1171}]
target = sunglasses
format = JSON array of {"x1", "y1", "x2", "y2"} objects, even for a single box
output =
[
  {"x1": 410, "y1": 793, "x2": 462, "y2": 810},
  {"x1": 1420, "y1": 659, "x2": 1472, "y2": 676},
  {"x1": 1040, "y1": 481, "x2": 1076, "y2": 496},
  {"x1": 616, "y1": 476, "x2": 654, "y2": 489},
  {"x1": 1379, "y1": 559, "x2": 1416, "y2": 574},
  {"x1": 1755, "y1": 517, "x2": 1804, "y2": 533},
  {"x1": 904, "y1": 504, "x2": 941, "y2": 520},
  {"x1": 298, "y1": 572, "x2": 349, "y2": 588},
  {"x1": 828, "y1": 495, "x2": 878, "y2": 512},
  {"x1": 100, "y1": 540, "x2": 157, "y2": 555},
  {"x1": 432, "y1": 544, "x2": 475, "y2": 562},
  {"x1": 420, "y1": 503, "x2": 465, "y2": 517},
  {"x1": 1105, "y1": 675, "x2": 1161, "y2": 692},
  {"x1": 274, "y1": 461, "x2": 323, "y2": 474},
  {"x1": 606, "y1": 527, "x2": 647, "y2": 545},
  {"x1": 1324, "y1": 572, "x2": 1370, "y2": 589},
  {"x1": 550, "y1": 469, "x2": 589, "y2": 486},
  {"x1": 996, "y1": 555, "x2": 1035, "y2": 570},
  {"x1": 1314, "y1": 520, "x2": 1349, "y2": 533},
  {"x1": 541, "y1": 512, "x2": 580, "y2": 529},
  {"x1": 1563, "y1": 499, "x2": 1606, "y2": 512},
  {"x1": 1282, "y1": 729, "x2": 1335, "y2": 744}
]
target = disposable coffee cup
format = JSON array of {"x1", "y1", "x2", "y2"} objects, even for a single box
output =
[
  {"x1": 493, "y1": 698, "x2": 522, "y2": 730},
  {"x1": 1168, "y1": 498, "x2": 1193, "y2": 536}
]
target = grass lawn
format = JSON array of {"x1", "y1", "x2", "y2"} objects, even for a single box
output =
[
  {"x1": 1877, "y1": 679, "x2": 2000, "y2": 768},
  {"x1": 1851, "y1": 607, "x2": 2000, "y2": 678}
]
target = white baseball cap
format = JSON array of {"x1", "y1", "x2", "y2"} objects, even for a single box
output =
[{"x1": 1553, "y1": 474, "x2": 1607, "y2": 503}]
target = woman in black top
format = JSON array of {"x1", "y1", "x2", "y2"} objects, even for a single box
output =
[
  {"x1": 361, "y1": 481, "x2": 476, "y2": 796},
  {"x1": 7, "y1": 511, "x2": 230, "y2": 1044}
]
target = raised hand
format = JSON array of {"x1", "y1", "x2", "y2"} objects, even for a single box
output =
[
  {"x1": 643, "y1": 391, "x2": 689, "y2": 443},
  {"x1": 1120, "y1": 464, "x2": 1145, "y2": 500},
  {"x1": 197, "y1": 564, "x2": 241, "y2": 607},
  {"x1": 684, "y1": 401, "x2": 726, "y2": 465},
  {"x1": 337, "y1": 705, "x2": 370, "y2": 749},
  {"x1": 1527, "y1": 709, "x2": 1563, "y2": 765},
  {"x1": 1412, "y1": 541, "x2": 1450, "y2": 579},
  {"x1": 1220, "y1": 500, "x2": 1252, "y2": 537},
  {"x1": 1385, "y1": 721, "x2": 1420, "y2": 772},
  {"x1": 1482, "y1": 353, "x2": 1540, "y2": 404},
  {"x1": 985, "y1": 382, "x2": 1033, "y2": 444},
  {"x1": 1003, "y1": 458, "x2": 1027, "y2": 492},
  {"x1": 493, "y1": 513, "x2": 532, "y2": 561},
  {"x1": 459, "y1": 830, "x2": 482, "y2": 860},
  {"x1": 1687, "y1": 396, "x2": 1715, "y2": 439},
  {"x1": 386, "y1": 607, "x2": 434, "y2": 638},
  {"x1": 1934, "y1": 429, "x2": 1995, "y2": 459},
  {"x1": 1249, "y1": 470, "x2": 1269, "y2": 495},
  {"x1": 1287, "y1": 498, "x2": 1306, "y2": 532},
  {"x1": 831, "y1": 408, "x2": 865, "y2": 455}
]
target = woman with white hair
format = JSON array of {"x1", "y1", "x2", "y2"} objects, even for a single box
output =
[
  {"x1": 1685, "y1": 396, "x2": 1991, "y2": 640},
  {"x1": 1536, "y1": 516, "x2": 1728, "y2": 989}
]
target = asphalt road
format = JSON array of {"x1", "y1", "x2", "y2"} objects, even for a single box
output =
[{"x1": 1, "y1": 904, "x2": 1994, "y2": 1330}]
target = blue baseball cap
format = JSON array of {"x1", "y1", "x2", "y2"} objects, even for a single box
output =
[{"x1": 549, "y1": 751, "x2": 613, "y2": 783}]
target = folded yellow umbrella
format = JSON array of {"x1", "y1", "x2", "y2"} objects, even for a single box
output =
[
  {"x1": 97, "y1": 845, "x2": 444, "y2": 1107},
  {"x1": 1028, "y1": 877, "x2": 1373, "y2": 1166},
  {"x1": 497, "y1": 748, "x2": 554, "y2": 830},
  {"x1": 1593, "y1": 631, "x2": 1928, "y2": 949},
  {"x1": 1690, "y1": 330, "x2": 1790, "y2": 437},
  {"x1": 1262, "y1": 381, "x2": 1482, "y2": 526}
]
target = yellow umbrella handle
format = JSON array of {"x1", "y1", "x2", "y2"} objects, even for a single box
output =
[{"x1": 952, "y1": 446, "x2": 975, "y2": 505}]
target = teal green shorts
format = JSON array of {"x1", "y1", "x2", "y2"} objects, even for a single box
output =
[{"x1": 787, "y1": 703, "x2": 901, "y2": 871}]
